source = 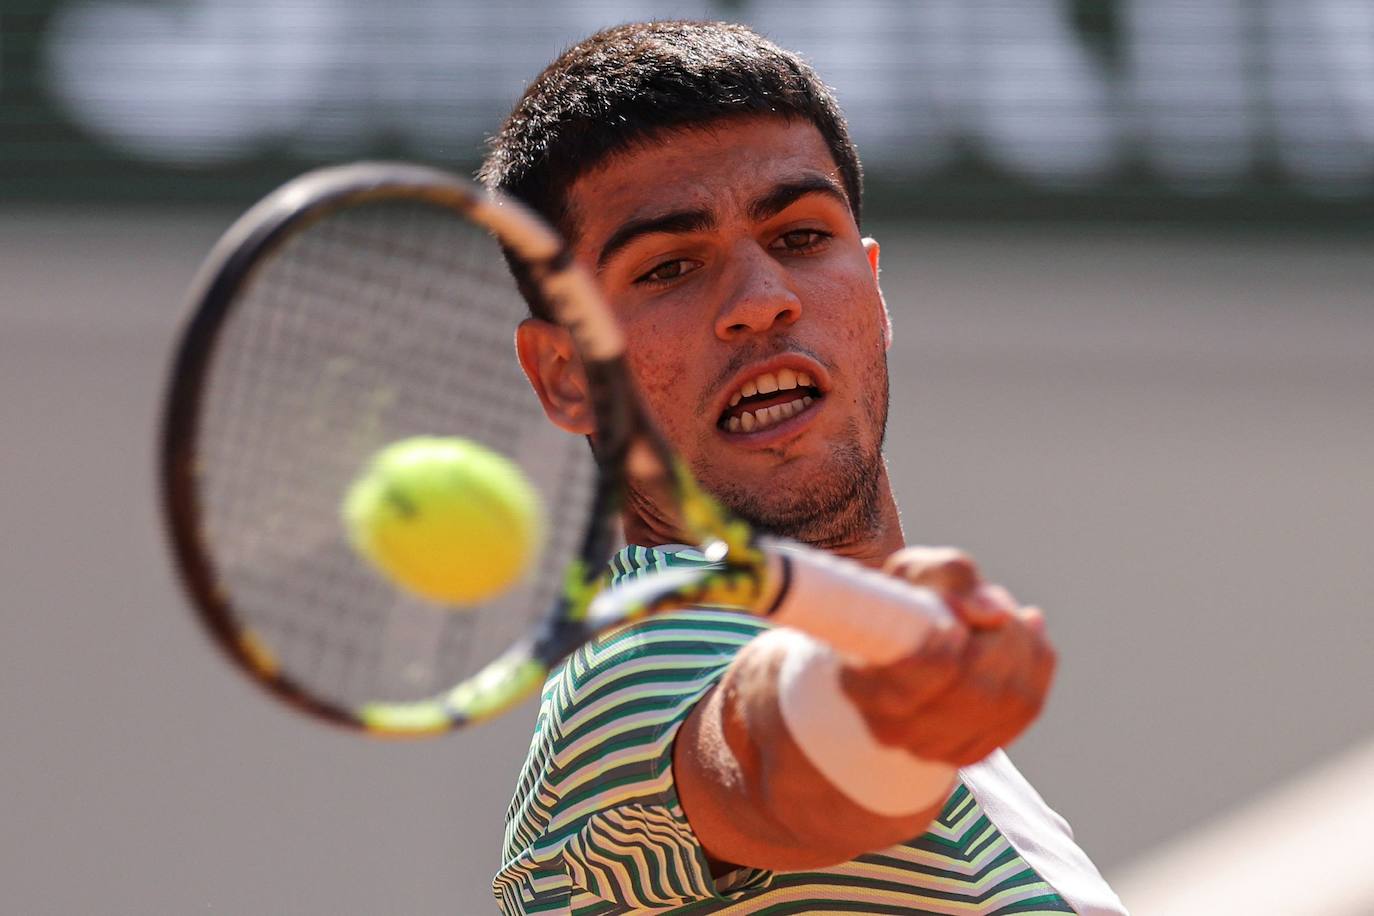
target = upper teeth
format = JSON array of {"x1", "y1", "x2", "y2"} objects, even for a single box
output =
[{"x1": 728, "y1": 368, "x2": 814, "y2": 407}]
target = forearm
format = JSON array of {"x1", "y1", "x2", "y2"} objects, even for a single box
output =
[{"x1": 674, "y1": 634, "x2": 948, "y2": 872}]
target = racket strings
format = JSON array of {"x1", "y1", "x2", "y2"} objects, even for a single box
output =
[{"x1": 193, "y1": 197, "x2": 596, "y2": 708}]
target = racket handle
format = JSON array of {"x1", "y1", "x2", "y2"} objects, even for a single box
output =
[{"x1": 763, "y1": 540, "x2": 957, "y2": 667}]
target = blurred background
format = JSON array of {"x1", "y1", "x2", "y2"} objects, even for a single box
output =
[{"x1": 3, "y1": 1, "x2": 1371, "y2": 913}]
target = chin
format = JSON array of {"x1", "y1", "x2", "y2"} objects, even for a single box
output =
[{"x1": 696, "y1": 439, "x2": 884, "y2": 544}]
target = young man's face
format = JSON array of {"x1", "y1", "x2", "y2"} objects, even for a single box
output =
[{"x1": 563, "y1": 116, "x2": 892, "y2": 545}]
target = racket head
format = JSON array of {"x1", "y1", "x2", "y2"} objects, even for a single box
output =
[
  {"x1": 161, "y1": 162, "x2": 771, "y2": 737},
  {"x1": 161, "y1": 163, "x2": 625, "y2": 736}
]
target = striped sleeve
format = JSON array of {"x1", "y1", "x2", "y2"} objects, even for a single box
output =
[{"x1": 493, "y1": 609, "x2": 774, "y2": 914}]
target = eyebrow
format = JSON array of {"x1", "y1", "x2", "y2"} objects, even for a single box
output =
[
  {"x1": 594, "y1": 173, "x2": 851, "y2": 272},
  {"x1": 748, "y1": 174, "x2": 850, "y2": 223},
  {"x1": 596, "y1": 209, "x2": 715, "y2": 271}
]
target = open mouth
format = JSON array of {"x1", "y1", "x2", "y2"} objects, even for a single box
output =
[{"x1": 717, "y1": 366, "x2": 825, "y2": 434}]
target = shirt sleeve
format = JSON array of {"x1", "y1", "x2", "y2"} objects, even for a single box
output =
[
  {"x1": 961, "y1": 751, "x2": 1129, "y2": 916},
  {"x1": 493, "y1": 610, "x2": 775, "y2": 913}
]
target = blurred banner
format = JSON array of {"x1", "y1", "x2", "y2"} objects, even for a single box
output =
[{"x1": 3, "y1": 0, "x2": 1372, "y2": 218}]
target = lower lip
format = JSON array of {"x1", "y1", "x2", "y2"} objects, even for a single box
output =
[{"x1": 718, "y1": 396, "x2": 825, "y2": 448}]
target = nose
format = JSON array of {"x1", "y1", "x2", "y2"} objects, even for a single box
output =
[{"x1": 713, "y1": 242, "x2": 802, "y2": 340}]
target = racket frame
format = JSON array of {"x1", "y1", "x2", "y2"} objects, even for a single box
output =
[{"x1": 161, "y1": 163, "x2": 761, "y2": 736}]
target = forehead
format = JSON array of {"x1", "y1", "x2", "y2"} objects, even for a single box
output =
[{"x1": 564, "y1": 116, "x2": 844, "y2": 246}]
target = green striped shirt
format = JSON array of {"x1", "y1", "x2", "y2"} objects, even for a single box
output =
[{"x1": 494, "y1": 546, "x2": 1124, "y2": 915}]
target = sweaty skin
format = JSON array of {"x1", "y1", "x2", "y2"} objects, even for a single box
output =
[{"x1": 516, "y1": 115, "x2": 1056, "y2": 873}]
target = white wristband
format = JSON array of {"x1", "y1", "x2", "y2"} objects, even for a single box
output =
[{"x1": 770, "y1": 627, "x2": 958, "y2": 818}]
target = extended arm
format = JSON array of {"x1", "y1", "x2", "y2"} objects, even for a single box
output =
[{"x1": 674, "y1": 548, "x2": 1057, "y2": 872}]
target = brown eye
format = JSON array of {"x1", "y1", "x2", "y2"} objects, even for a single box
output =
[
  {"x1": 648, "y1": 260, "x2": 685, "y2": 281},
  {"x1": 773, "y1": 229, "x2": 830, "y2": 252},
  {"x1": 635, "y1": 258, "x2": 698, "y2": 285}
]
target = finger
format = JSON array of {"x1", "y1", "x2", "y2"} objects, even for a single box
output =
[
  {"x1": 979, "y1": 584, "x2": 1018, "y2": 614},
  {"x1": 894, "y1": 699, "x2": 1027, "y2": 764},
  {"x1": 901, "y1": 670, "x2": 1038, "y2": 763},
  {"x1": 954, "y1": 584, "x2": 1019, "y2": 629},
  {"x1": 946, "y1": 629, "x2": 1056, "y2": 761},
  {"x1": 883, "y1": 546, "x2": 980, "y2": 597},
  {"x1": 1018, "y1": 605, "x2": 1047, "y2": 635},
  {"x1": 853, "y1": 617, "x2": 1057, "y2": 760},
  {"x1": 1027, "y1": 625, "x2": 1057, "y2": 698},
  {"x1": 899, "y1": 622, "x2": 1044, "y2": 760},
  {"x1": 840, "y1": 624, "x2": 968, "y2": 721},
  {"x1": 944, "y1": 666, "x2": 1051, "y2": 763}
]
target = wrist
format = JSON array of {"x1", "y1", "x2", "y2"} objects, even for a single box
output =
[{"x1": 768, "y1": 628, "x2": 958, "y2": 818}]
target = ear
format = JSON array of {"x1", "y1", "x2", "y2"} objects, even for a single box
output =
[
  {"x1": 862, "y1": 237, "x2": 893, "y2": 350},
  {"x1": 515, "y1": 317, "x2": 596, "y2": 435}
]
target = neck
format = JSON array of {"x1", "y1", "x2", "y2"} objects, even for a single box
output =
[
  {"x1": 796, "y1": 465, "x2": 904, "y2": 568},
  {"x1": 622, "y1": 470, "x2": 905, "y2": 570},
  {"x1": 621, "y1": 485, "x2": 686, "y2": 549},
  {"x1": 817, "y1": 487, "x2": 905, "y2": 568}
]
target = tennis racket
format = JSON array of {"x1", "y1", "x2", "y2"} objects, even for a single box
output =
[{"x1": 160, "y1": 162, "x2": 951, "y2": 737}]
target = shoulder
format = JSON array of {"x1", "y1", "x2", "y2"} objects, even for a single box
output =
[
  {"x1": 506, "y1": 608, "x2": 769, "y2": 839},
  {"x1": 496, "y1": 609, "x2": 770, "y2": 910},
  {"x1": 565, "y1": 608, "x2": 769, "y2": 686},
  {"x1": 546, "y1": 609, "x2": 768, "y2": 749}
]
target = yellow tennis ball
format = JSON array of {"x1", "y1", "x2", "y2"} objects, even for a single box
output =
[{"x1": 341, "y1": 436, "x2": 544, "y2": 606}]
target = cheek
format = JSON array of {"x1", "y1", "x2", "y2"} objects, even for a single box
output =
[
  {"x1": 814, "y1": 264, "x2": 887, "y2": 356},
  {"x1": 622, "y1": 321, "x2": 699, "y2": 433}
]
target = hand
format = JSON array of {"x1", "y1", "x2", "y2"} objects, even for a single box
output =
[
  {"x1": 883, "y1": 546, "x2": 1045, "y2": 633},
  {"x1": 838, "y1": 547, "x2": 1057, "y2": 767}
]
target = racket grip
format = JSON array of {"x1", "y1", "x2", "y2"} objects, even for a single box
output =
[{"x1": 763, "y1": 540, "x2": 957, "y2": 667}]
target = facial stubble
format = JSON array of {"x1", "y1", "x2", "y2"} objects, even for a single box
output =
[{"x1": 626, "y1": 353, "x2": 891, "y2": 550}]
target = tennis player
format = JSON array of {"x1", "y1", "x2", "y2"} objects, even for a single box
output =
[{"x1": 483, "y1": 21, "x2": 1127, "y2": 914}]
